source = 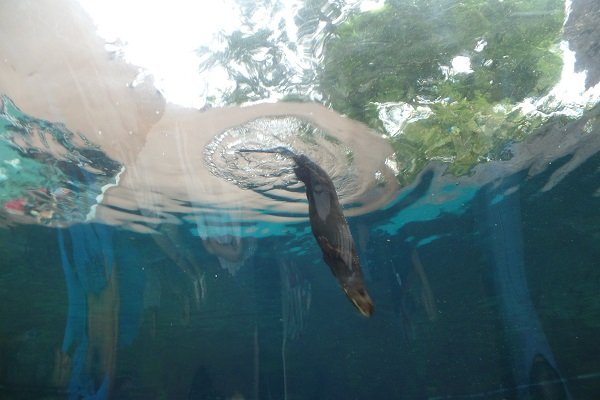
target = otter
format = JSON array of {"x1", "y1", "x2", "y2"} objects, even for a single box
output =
[{"x1": 238, "y1": 147, "x2": 374, "y2": 317}]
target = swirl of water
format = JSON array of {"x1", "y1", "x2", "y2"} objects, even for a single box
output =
[{"x1": 204, "y1": 116, "x2": 360, "y2": 202}]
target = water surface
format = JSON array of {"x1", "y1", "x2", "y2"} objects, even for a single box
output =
[{"x1": 1, "y1": 0, "x2": 599, "y2": 399}]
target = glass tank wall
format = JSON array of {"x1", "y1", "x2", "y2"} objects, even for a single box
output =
[{"x1": 1, "y1": 0, "x2": 599, "y2": 398}]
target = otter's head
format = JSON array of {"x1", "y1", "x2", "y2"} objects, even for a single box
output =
[{"x1": 343, "y1": 283, "x2": 374, "y2": 317}]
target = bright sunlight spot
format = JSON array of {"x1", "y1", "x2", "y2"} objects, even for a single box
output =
[{"x1": 78, "y1": 0, "x2": 241, "y2": 108}]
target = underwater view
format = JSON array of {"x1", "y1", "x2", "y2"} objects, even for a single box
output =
[{"x1": 1, "y1": 0, "x2": 600, "y2": 398}]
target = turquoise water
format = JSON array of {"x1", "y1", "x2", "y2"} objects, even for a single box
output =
[
  {"x1": 1, "y1": 118, "x2": 600, "y2": 398},
  {"x1": 1, "y1": 0, "x2": 600, "y2": 398}
]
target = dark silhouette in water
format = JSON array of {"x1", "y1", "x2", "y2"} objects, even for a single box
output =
[
  {"x1": 238, "y1": 147, "x2": 374, "y2": 317},
  {"x1": 482, "y1": 175, "x2": 571, "y2": 399}
]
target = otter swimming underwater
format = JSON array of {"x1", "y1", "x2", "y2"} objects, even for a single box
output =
[{"x1": 238, "y1": 147, "x2": 374, "y2": 317}]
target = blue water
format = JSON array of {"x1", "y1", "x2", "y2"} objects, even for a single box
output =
[
  {"x1": 2, "y1": 0, "x2": 599, "y2": 397},
  {"x1": 1, "y1": 136, "x2": 599, "y2": 399}
]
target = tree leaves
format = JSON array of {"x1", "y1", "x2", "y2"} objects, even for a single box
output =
[{"x1": 318, "y1": 0, "x2": 564, "y2": 181}]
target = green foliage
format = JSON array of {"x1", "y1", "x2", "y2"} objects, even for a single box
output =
[
  {"x1": 318, "y1": 0, "x2": 565, "y2": 180},
  {"x1": 392, "y1": 99, "x2": 538, "y2": 183},
  {"x1": 198, "y1": 0, "x2": 566, "y2": 181},
  {"x1": 321, "y1": 3, "x2": 450, "y2": 120},
  {"x1": 321, "y1": 0, "x2": 564, "y2": 109}
]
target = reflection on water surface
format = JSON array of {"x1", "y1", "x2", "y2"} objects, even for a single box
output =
[{"x1": 1, "y1": 0, "x2": 600, "y2": 399}]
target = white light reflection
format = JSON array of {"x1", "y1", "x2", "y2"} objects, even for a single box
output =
[
  {"x1": 518, "y1": 41, "x2": 600, "y2": 118},
  {"x1": 451, "y1": 56, "x2": 473, "y2": 74},
  {"x1": 77, "y1": 0, "x2": 241, "y2": 108},
  {"x1": 360, "y1": 0, "x2": 385, "y2": 12}
]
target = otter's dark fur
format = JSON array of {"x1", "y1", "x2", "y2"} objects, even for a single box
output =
[{"x1": 238, "y1": 147, "x2": 374, "y2": 317}]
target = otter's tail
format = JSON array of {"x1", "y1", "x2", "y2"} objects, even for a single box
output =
[
  {"x1": 237, "y1": 146, "x2": 311, "y2": 185},
  {"x1": 237, "y1": 147, "x2": 296, "y2": 158}
]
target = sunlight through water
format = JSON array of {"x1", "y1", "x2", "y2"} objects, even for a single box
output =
[{"x1": 77, "y1": 0, "x2": 242, "y2": 108}]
